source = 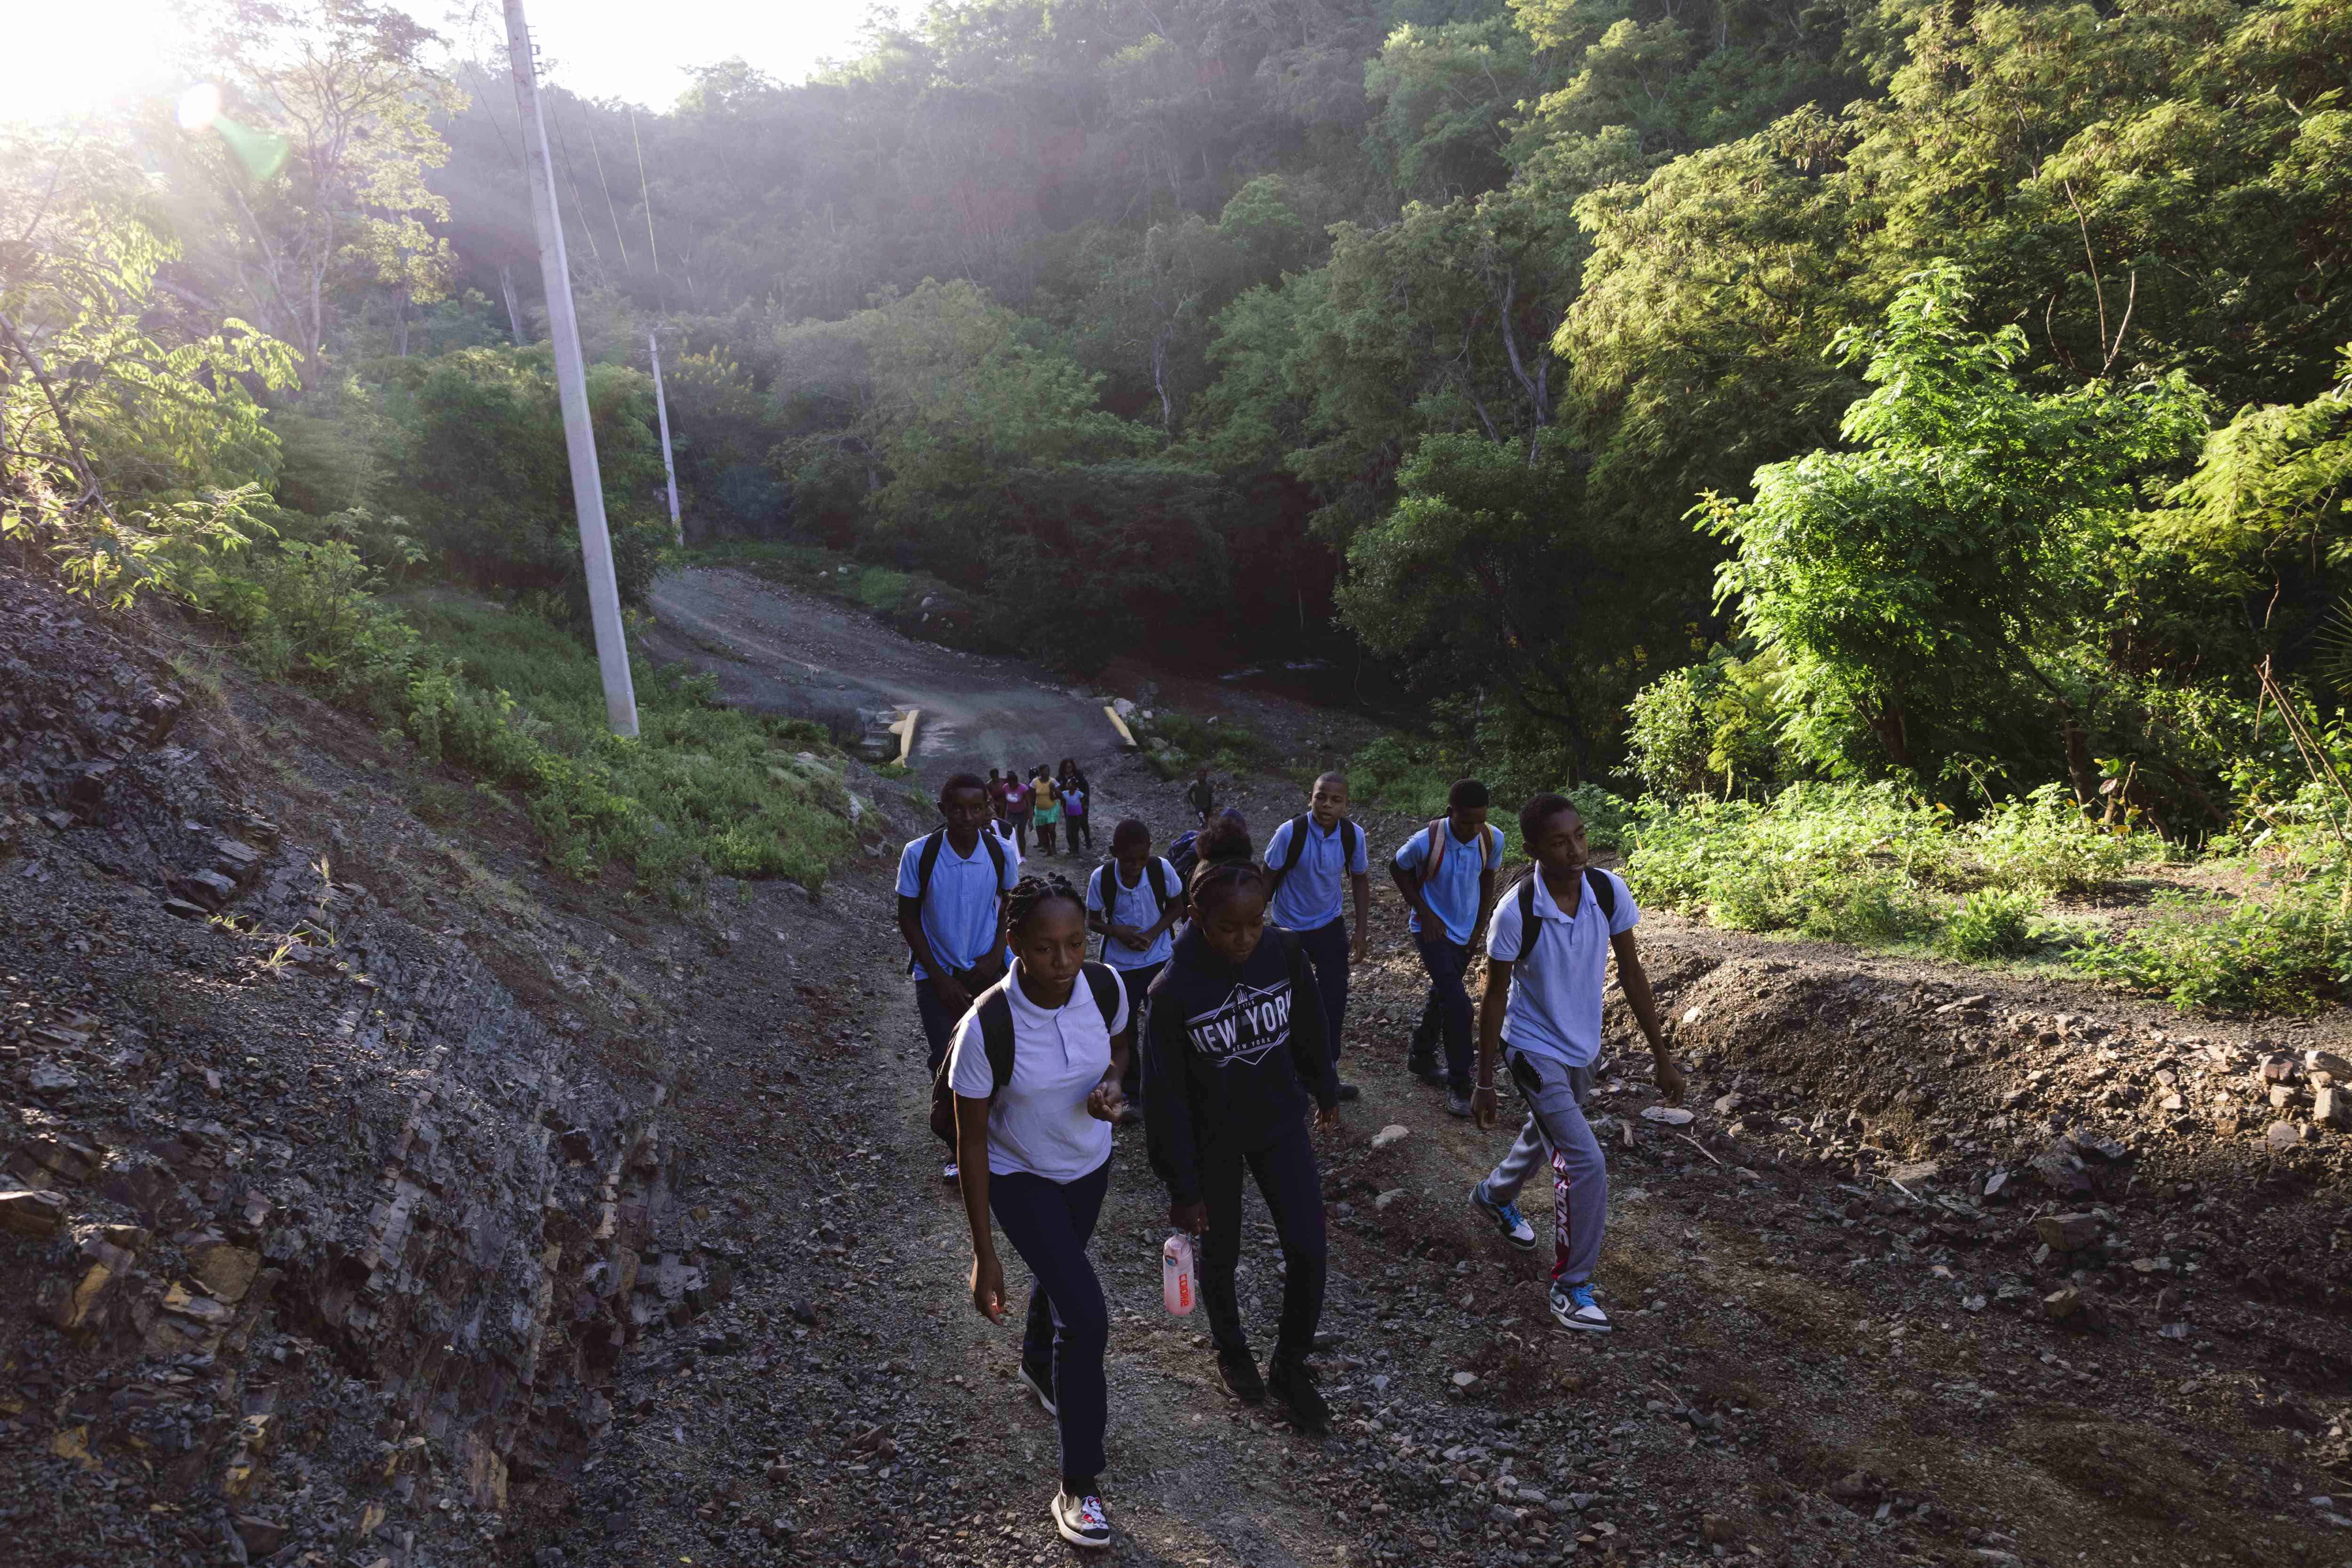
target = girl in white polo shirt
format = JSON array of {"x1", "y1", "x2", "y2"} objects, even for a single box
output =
[
  {"x1": 949, "y1": 874, "x2": 1131, "y2": 1549},
  {"x1": 1469, "y1": 793, "x2": 1685, "y2": 1333}
]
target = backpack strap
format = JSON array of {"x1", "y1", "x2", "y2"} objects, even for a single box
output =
[
  {"x1": 1503, "y1": 867, "x2": 1616, "y2": 958},
  {"x1": 914, "y1": 828, "x2": 946, "y2": 901},
  {"x1": 1584, "y1": 866, "x2": 1617, "y2": 922},
  {"x1": 983, "y1": 829, "x2": 1006, "y2": 886},
  {"x1": 977, "y1": 989, "x2": 1016, "y2": 1093},
  {"x1": 1420, "y1": 818, "x2": 1446, "y2": 886},
  {"x1": 1266, "y1": 814, "x2": 1311, "y2": 896},
  {"x1": 1080, "y1": 961, "x2": 1123, "y2": 1032},
  {"x1": 1146, "y1": 857, "x2": 1175, "y2": 909}
]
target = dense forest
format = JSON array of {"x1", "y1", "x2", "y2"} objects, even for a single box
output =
[{"x1": 5, "y1": 0, "x2": 2349, "y2": 840}]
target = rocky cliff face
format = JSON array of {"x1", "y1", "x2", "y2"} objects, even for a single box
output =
[{"x1": 0, "y1": 568, "x2": 728, "y2": 1564}]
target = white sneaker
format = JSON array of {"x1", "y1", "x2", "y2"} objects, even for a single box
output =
[
  {"x1": 942, "y1": 1161, "x2": 960, "y2": 1182},
  {"x1": 1470, "y1": 1183, "x2": 1537, "y2": 1250},
  {"x1": 1550, "y1": 1281, "x2": 1612, "y2": 1333},
  {"x1": 1051, "y1": 1489, "x2": 1112, "y2": 1549}
]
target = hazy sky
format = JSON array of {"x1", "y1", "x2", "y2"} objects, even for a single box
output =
[{"x1": 8, "y1": 0, "x2": 893, "y2": 126}]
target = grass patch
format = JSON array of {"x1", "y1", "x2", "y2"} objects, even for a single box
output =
[
  {"x1": 188, "y1": 535, "x2": 855, "y2": 902},
  {"x1": 1345, "y1": 735, "x2": 1633, "y2": 849},
  {"x1": 2073, "y1": 883, "x2": 2352, "y2": 1013},
  {"x1": 397, "y1": 597, "x2": 855, "y2": 893},
  {"x1": 1131, "y1": 707, "x2": 1275, "y2": 779}
]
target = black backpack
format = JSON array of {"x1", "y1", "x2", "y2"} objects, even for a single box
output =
[
  {"x1": 1267, "y1": 814, "x2": 1361, "y2": 898},
  {"x1": 929, "y1": 963, "x2": 1124, "y2": 1147},
  {"x1": 1166, "y1": 829, "x2": 1201, "y2": 884},
  {"x1": 906, "y1": 828, "x2": 1009, "y2": 975},
  {"x1": 1499, "y1": 867, "x2": 1618, "y2": 951}
]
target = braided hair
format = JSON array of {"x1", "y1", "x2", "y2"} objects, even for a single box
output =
[{"x1": 1006, "y1": 872, "x2": 1086, "y2": 936}]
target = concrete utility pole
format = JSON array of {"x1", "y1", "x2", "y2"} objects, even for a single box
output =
[
  {"x1": 649, "y1": 331, "x2": 682, "y2": 548},
  {"x1": 502, "y1": 0, "x2": 639, "y2": 738}
]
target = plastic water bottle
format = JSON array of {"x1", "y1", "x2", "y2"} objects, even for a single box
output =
[{"x1": 1161, "y1": 1233, "x2": 1196, "y2": 1316}]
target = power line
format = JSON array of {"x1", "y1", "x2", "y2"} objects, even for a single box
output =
[
  {"x1": 629, "y1": 106, "x2": 661, "y2": 278},
  {"x1": 584, "y1": 116, "x2": 633, "y2": 272}
]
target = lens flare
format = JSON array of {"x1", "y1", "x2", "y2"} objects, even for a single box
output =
[{"x1": 175, "y1": 82, "x2": 222, "y2": 132}]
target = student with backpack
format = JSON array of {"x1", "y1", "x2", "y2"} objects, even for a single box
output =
[
  {"x1": 1184, "y1": 766, "x2": 1216, "y2": 827},
  {"x1": 1084, "y1": 819, "x2": 1182, "y2": 1116},
  {"x1": 1144, "y1": 843, "x2": 1339, "y2": 1433},
  {"x1": 1468, "y1": 793, "x2": 1685, "y2": 1332},
  {"x1": 1261, "y1": 772, "x2": 1369, "y2": 1103},
  {"x1": 946, "y1": 874, "x2": 1131, "y2": 1549},
  {"x1": 1058, "y1": 759, "x2": 1094, "y2": 854},
  {"x1": 1389, "y1": 779, "x2": 1506, "y2": 1117},
  {"x1": 896, "y1": 773, "x2": 1021, "y2": 1182}
]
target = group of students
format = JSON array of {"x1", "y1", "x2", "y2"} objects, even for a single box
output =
[
  {"x1": 894, "y1": 767, "x2": 1682, "y2": 1550},
  {"x1": 988, "y1": 760, "x2": 1092, "y2": 858}
]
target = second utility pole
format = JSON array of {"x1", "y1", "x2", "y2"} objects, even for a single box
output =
[
  {"x1": 503, "y1": 0, "x2": 639, "y2": 738},
  {"x1": 649, "y1": 332, "x2": 682, "y2": 547}
]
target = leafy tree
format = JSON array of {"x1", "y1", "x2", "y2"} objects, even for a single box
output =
[
  {"x1": 369, "y1": 346, "x2": 670, "y2": 609},
  {"x1": 1, "y1": 142, "x2": 294, "y2": 602},
  {"x1": 167, "y1": 0, "x2": 467, "y2": 386},
  {"x1": 2139, "y1": 345, "x2": 2352, "y2": 681},
  {"x1": 1698, "y1": 263, "x2": 2209, "y2": 792},
  {"x1": 1363, "y1": 16, "x2": 1539, "y2": 201},
  {"x1": 1563, "y1": 107, "x2": 1871, "y2": 545},
  {"x1": 1337, "y1": 430, "x2": 1653, "y2": 771}
]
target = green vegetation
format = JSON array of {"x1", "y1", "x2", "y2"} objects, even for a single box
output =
[
  {"x1": 193, "y1": 532, "x2": 847, "y2": 897},
  {"x1": 9, "y1": 0, "x2": 2352, "y2": 1006},
  {"x1": 1129, "y1": 708, "x2": 1274, "y2": 781}
]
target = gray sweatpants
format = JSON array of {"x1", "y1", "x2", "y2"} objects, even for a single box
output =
[{"x1": 1478, "y1": 1053, "x2": 1605, "y2": 1286}]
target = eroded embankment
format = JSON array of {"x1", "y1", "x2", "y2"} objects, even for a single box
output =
[{"x1": 0, "y1": 569, "x2": 741, "y2": 1563}]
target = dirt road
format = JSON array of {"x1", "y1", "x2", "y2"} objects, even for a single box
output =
[
  {"x1": 575, "y1": 595, "x2": 2352, "y2": 1568},
  {"x1": 649, "y1": 566, "x2": 1130, "y2": 789}
]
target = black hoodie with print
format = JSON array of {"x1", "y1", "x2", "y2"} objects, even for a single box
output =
[{"x1": 1143, "y1": 924, "x2": 1338, "y2": 1205}]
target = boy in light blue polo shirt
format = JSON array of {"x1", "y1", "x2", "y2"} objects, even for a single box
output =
[
  {"x1": 1389, "y1": 779, "x2": 1505, "y2": 1115},
  {"x1": 896, "y1": 773, "x2": 1021, "y2": 1178},
  {"x1": 1468, "y1": 792, "x2": 1684, "y2": 1334},
  {"x1": 1263, "y1": 772, "x2": 1370, "y2": 1103},
  {"x1": 1085, "y1": 818, "x2": 1184, "y2": 1117}
]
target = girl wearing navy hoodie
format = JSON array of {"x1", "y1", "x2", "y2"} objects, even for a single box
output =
[{"x1": 1143, "y1": 823, "x2": 1339, "y2": 1432}]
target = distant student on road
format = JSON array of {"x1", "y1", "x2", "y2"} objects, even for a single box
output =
[
  {"x1": 897, "y1": 773, "x2": 1020, "y2": 1182},
  {"x1": 1185, "y1": 766, "x2": 1216, "y2": 827},
  {"x1": 1390, "y1": 779, "x2": 1505, "y2": 1118},
  {"x1": 949, "y1": 874, "x2": 1131, "y2": 1549},
  {"x1": 1031, "y1": 766, "x2": 1064, "y2": 856},
  {"x1": 1085, "y1": 818, "x2": 1182, "y2": 1116},
  {"x1": 998, "y1": 764, "x2": 1033, "y2": 855},
  {"x1": 1144, "y1": 847, "x2": 1337, "y2": 1433},
  {"x1": 1262, "y1": 772, "x2": 1369, "y2": 1103},
  {"x1": 1058, "y1": 759, "x2": 1094, "y2": 854},
  {"x1": 1469, "y1": 793, "x2": 1685, "y2": 1334}
]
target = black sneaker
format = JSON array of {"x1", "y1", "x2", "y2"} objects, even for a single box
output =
[
  {"x1": 1217, "y1": 1348, "x2": 1266, "y2": 1405},
  {"x1": 1407, "y1": 1054, "x2": 1446, "y2": 1088},
  {"x1": 1018, "y1": 1358, "x2": 1057, "y2": 1417},
  {"x1": 1265, "y1": 1354, "x2": 1330, "y2": 1433},
  {"x1": 1334, "y1": 1081, "x2": 1361, "y2": 1104}
]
